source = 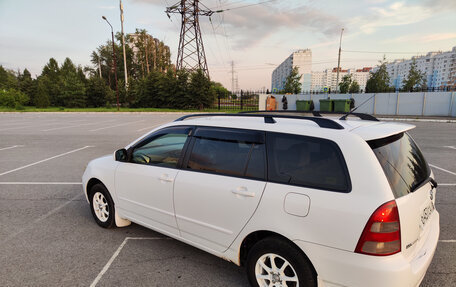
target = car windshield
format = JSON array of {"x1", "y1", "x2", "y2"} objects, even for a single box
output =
[{"x1": 368, "y1": 132, "x2": 430, "y2": 198}]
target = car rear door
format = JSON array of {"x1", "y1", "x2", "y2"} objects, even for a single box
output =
[
  {"x1": 368, "y1": 132, "x2": 439, "y2": 260},
  {"x1": 173, "y1": 127, "x2": 267, "y2": 253}
]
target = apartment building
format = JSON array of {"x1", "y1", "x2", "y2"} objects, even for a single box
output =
[
  {"x1": 311, "y1": 67, "x2": 372, "y2": 92},
  {"x1": 271, "y1": 49, "x2": 312, "y2": 92},
  {"x1": 377, "y1": 46, "x2": 456, "y2": 90}
]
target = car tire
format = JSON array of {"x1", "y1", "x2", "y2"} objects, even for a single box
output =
[
  {"x1": 246, "y1": 237, "x2": 316, "y2": 287},
  {"x1": 89, "y1": 183, "x2": 116, "y2": 228}
]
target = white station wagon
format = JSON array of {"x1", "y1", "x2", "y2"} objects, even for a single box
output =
[{"x1": 82, "y1": 112, "x2": 439, "y2": 287}]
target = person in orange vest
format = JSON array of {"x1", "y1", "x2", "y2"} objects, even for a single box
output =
[{"x1": 266, "y1": 95, "x2": 277, "y2": 111}]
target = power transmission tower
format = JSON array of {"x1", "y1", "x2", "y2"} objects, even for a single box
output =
[{"x1": 166, "y1": 1, "x2": 213, "y2": 78}]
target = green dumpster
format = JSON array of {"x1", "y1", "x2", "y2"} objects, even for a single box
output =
[
  {"x1": 333, "y1": 99, "x2": 351, "y2": 112},
  {"x1": 296, "y1": 100, "x2": 313, "y2": 111},
  {"x1": 319, "y1": 99, "x2": 333, "y2": 112}
]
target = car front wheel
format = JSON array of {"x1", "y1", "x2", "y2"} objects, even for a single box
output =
[
  {"x1": 89, "y1": 183, "x2": 116, "y2": 228},
  {"x1": 246, "y1": 237, "x2": 316, "y2": 287}
]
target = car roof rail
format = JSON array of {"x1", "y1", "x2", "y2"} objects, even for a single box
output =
[
  {"x1": 240, "y1": 110, "x2": 379, "y2": 122},
  {"x1": 174, "y1": 113, "x2": 344, "y2": 130},
  {"x1": 312, "y1": 111, "x2": 379, "y2": 121}
]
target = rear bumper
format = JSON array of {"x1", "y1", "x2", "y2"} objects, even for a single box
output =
[{"x1": 294, "y1": 211, "x2": 439, "y2": 287}]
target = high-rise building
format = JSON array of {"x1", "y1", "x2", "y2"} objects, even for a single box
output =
[
  {"x1": 374, "y1": 46, "x2": 456, "y2": 90},
  {"x1": 311, "y1": 67, "x2": 372, "y2": 92},
  {"x1": 271, "y1": 49, "x2": 372, "y2": 93},
  {"x1": 271, "y1": 49, "x2": 312, "y2": 92}
]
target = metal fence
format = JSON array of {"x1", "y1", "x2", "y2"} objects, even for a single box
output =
[
  {"x1": 303, "y1": 87, "x2": 456, "y2": 94},
  {"x1": 213, "y1": 90, "x2": 260, "y2": 111},
  {"x1": 259, "y1": 92, "x2": 456, "y2": 117}
]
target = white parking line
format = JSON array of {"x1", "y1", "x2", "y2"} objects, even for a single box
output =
[
  {"x1": 0, "y1": 145, "x2": 24, "y2": 151},
  {"x1": 90, "y1": 237, "x2": 169, "y2": 287},
  {"x1": 41, "y1": 119, "x2": 116, "y2": 132},
  {"x1": 0, "y1": 120, "x2": 69, "y2": 132},
  {"x1": 439, "y1": 183, "x2": 456, "y2": 186},
  {"x1": 439, "y1": 240, "x2": 456, "y2": 243},
  {"x1": 430, "y1": 164, "x2": 456, "y2": 176},
  {"x1": 0, "y1": 124, "x2": 41, "y2": 132},
  {"x1": 1, "y1": 193, "x2": 83, "y2": 244},
  {"x1": 0, "y1": 121, "x2": 32, "y2": 127},
  {"x1": 444, "y1": 146, "x2": 456, "y2": 150},
  {"x1": 90, "y1": 120, "x2": 145, "y2": 132},
  {"x1": 0, "y1": 146, "x2": 93, "y2": 177},
  {"x1": 0, "y1": 182, "x2": 82, "y2": 185}
]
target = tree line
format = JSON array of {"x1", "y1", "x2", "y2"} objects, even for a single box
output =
[
  {"x1": 365, "y1": 57, "x2": 426, "y2": 93},
  {"x1": 0, "y1": 29, "x2": 230, "y2": 109}
]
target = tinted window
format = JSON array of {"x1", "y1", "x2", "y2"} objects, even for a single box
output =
[
  {"x1": 131, "y1": 127, "x2": 191, "y2": 168},
  {"x1": 245, "y1": 144, "x2": 266, "y2": 179},
  {"x1": 267, "y1": 133, "x2": 350, "y2": 192},
  {"x1": 369, "y1": 132, "x2": 430, "y2": 198},
  {"x1": 186, "y1": 128, "x2": 266, "y2": 180}
]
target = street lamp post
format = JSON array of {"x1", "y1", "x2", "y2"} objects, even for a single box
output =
[
  {"x1": 336, "y1": 28, "x2": 344, "y2": 93},
  {"x1": 120, "y1": 0, "x2": 128, "y2": 90},
  {"x1": 102, "y1": 16, "x2": 119, "y2": 111}
]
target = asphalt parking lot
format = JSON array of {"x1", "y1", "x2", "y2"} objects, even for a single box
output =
[{"x1": 0, "y1": 113, "x2": 455, "y2": 286}]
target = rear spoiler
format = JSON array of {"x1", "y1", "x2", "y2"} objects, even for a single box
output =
[{"x1": 351, "y1": 122, "x2": 415, "y2": 141}]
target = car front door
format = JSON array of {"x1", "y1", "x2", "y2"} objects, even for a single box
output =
[
  {"x1": 173, "y1": 127, "x2": 267, "y2": 252},
  {"x1": 115, "y1": 126, "x2": 192, "y2": 236}
]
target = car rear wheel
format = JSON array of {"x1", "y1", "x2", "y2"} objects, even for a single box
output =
[
  {"x1": 246, "y1": 237, "x2": 316, "y2": 287},
  {"x1": 89, "y1": 183, "x2": 116, "y2": 228}
]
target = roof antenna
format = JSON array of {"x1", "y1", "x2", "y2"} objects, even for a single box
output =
[{"x1": 340, "y1": 94, "x2": 377, "y2": 120}]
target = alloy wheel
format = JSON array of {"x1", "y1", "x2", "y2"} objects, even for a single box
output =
[
  {"x1": 255, "y1": 253, "x2": 299, "y2": 287},
  {"x1": 92, "y1": 191, "x2": 109, "y2": 223}
]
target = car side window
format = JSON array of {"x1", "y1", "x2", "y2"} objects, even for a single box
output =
[
  {"x1": 131, "y1": 127, "x2": 191, "y2": 168},
  {"x1": 186, "y1": 128, "x2": 266, "y2": 180},
  {"x1": 267, "y1": 132, "x2": 350, "y2": 192},
  {"x1": 245, "y1": 143, "x2": 266, "y2": 179}
]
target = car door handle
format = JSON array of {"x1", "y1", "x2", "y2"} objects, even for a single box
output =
[
  {"x1": 231, "y1": 187, "x2": 255, "y2": 197},
  {"x1": 159, "y1": 174, "x2": 174, "y2": 182}
]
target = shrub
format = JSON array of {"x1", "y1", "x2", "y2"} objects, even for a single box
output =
[
  {"x1": 15, "y1": 103, "x2": 25, "y2": 110},
  {"x1": 0, "y1": 88, "x2": 29, "y2": 108},
  {"x1": 0, "y1": 90, "x2": 15, "y2": 108}
]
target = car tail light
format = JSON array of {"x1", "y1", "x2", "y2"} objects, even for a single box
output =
[{"x1": 355, "y1": 200, "x2": 401, "y2": 256}]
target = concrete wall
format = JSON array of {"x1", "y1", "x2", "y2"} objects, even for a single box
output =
[{"x1": 259, "y1": 92, "x2": 456, "y2": 117}]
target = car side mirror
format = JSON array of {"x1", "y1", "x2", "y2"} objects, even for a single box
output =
[{"x1": 115, "y1": 148, "x2": 128, "y2": 162}]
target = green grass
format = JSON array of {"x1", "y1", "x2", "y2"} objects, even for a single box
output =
[{"x1": 0, "y1": 106, "x2": 252, "y2": 113}]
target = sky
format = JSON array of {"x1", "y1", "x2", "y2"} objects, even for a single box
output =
[{"x1": 1, "y1": 0, "x2": 455, "y2": 90}]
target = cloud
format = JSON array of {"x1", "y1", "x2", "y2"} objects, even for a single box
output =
[
  {"x1": 353, "y1": 2, "x2": 433, "y2": 34},
  {"x1": 309, "y1": 40, "x2": 338, "y2": 49},
  {"x1": 98, "y1": 5, "x2": 116, "y2": 10},
  {"x1": 423, "y1": 0, "x2": 456, "y2": 10},
  {"x1": 130, "y1": 0, "x2": 164, "y2": 5},
  {"x1": 384, "y1": 33, "x2": 456, "y2": 44},
  {"x1": 365, "y1": 0, "x2": 389, "y2": 3},
  {"x1": 206, "y1": 4, "x2": 343, "y2": 49},
  {"x1": 126, "y1": 1, "x2": 343, "y2": 49},
  {"x1": 421, "y1": 33, "x2": 456, "y2": 42}
]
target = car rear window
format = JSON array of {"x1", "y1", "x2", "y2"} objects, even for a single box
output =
[
  {"x1": 186, "y1": 128, "x2": 266, "y2": 180},
  {"x1": 267, "y1": 132, "x2": 351, "y2": 192},
  {"x1": 368, "y1": 132, "x2": 430, "y2": 198}
]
